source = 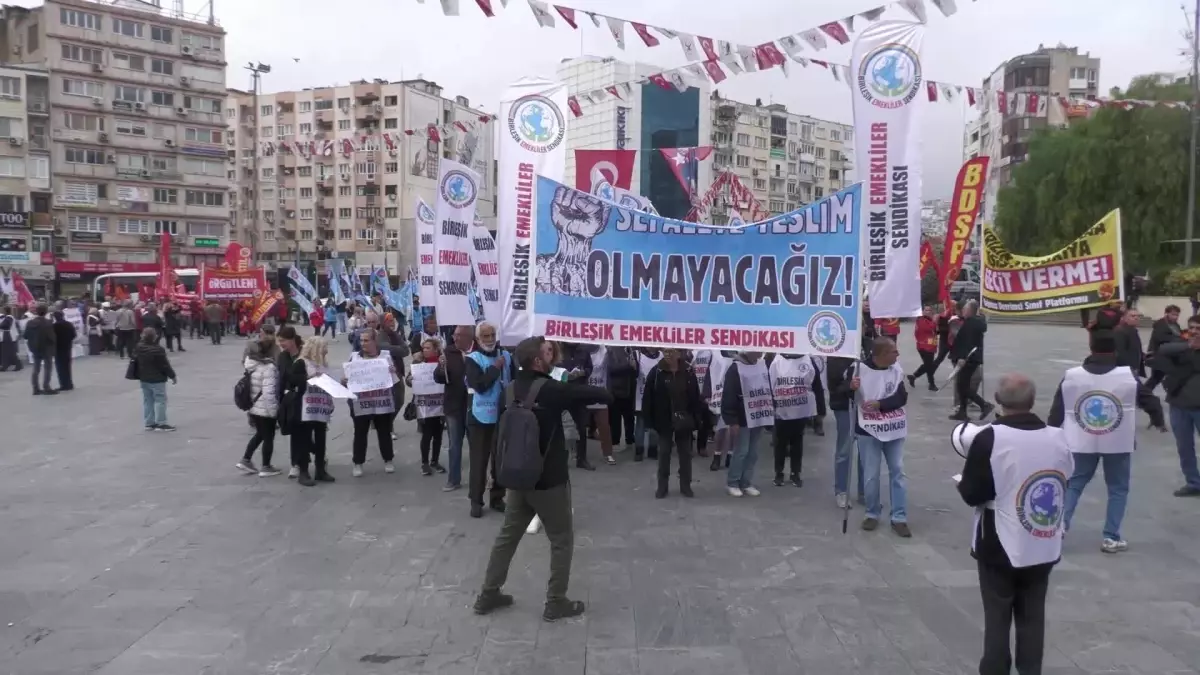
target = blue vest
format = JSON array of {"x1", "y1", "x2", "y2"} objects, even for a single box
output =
[{"x1": 468, "y1": 349, "x2": 510, "y2": 424}]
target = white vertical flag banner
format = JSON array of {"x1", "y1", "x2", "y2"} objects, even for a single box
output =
[
  {"x1": 496, "y1": 78, "x2": 568, "y2": 345},
  {"x1": 469, "y1": 223, "x2": 502, "y2": 322},
  {"x1": 433, "y1": 158, "x2": 482, "y2": 326},
  {"x1": 851, "y1": 20, "x2": 925, "y2": 319},
  {"x1": 415, "y1": 197, "x2": 437, "y2": 305}
]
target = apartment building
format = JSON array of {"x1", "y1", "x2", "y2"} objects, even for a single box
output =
[
  {"x1": 226, "y1": 78, "x2": 495, "y2": 276},
  {"x1": 710, "y1": 94, "x2": 854, "y2": 223},
  {"x1": 0, "y1": 63, "x2": 53, "y2": 294},
  {"x1": 0, "y1": 0, "x2": 229, "y2": 293}
]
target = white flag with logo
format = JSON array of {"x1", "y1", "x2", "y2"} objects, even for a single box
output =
[
  {"x1": 433, "y1": 158, "x2": 482, "y2": 326},
  {"x1": 286, "y1": 266, "x2": 317, "y2": 315},
  {"x1": 469, "y1": 223, "x2": 502, "y2": 322},
  {"x1": 415, "y1": 197, "x2": 437, "y2": 306},
  {"x1": 496, "y1": 78, "x2": 568, "y2": 344},
  {"x1": 850, "y1": 20, "x2": 924, "y2": 319}
]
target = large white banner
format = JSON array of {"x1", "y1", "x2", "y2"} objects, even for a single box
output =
[
  {"x1": 496, "y1": 78, "x2": 568, "y2": 345},
  {"x1": 433, "y1": 158, "x2": 481, "y2": 326},
  {"x1": 469, "y1": 223, "x2": 502, "y2": 322},
  {"x1": 415, "y1": 198, "x2": 437, "y2": 306},
  {"x1": 851, "y1": 20, "x2": 924, "y2": 319}
]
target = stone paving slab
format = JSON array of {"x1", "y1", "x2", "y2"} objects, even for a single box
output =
[{"x1": 0, "y1": 324, "x2": 1197, "y2": 674}]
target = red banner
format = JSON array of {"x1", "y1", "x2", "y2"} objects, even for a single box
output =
[
  {"x1": 940, "y1": 156, "x2": 989, "y2": 302},
  {"x1": 223, "y1": 242, "x2": 253, "y2": 272},
  {"x1": 156, "y1": 232, "x2": 173, "y2": 301},
  {"x1": 248, "y1": 289, "x2": 284, "y2": 326},
  {"x1": 919, "y1": 240, "x2": 938, "y2": 278},
  {"x1": 200, "y1": 264, "x2": 267, "y2": 300},
  {"x1": 574, "y1": 149, "x2": 637, "y2": 194}
]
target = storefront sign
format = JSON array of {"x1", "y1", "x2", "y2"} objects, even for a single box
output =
[
  {"x1": 0, "y1": 211, "x2": 30, "y2": 230},
  {"x1": 0, "y1": 236, "x2": 27, "y2": 252},
  {"x1": 55, "y1": 261, "x2": 159, "y2": 274},
  {"x1": 0, "y1": 251, "x2": 33, "y2": 264},
  {"x1": 193, "y1": 237, "x2": 221, "y2": 248},
  {"x1": 199, "y1": 265, "x2": 267, "y2": 299},
  {"x1": 616, "y1": 107, "x2": 628, "y2": 150},
  {"x1": 0, "y1": 264, "x2": 54, "y2": 281},
  {"x1": 70, "y1": 232, "x2": 104, "y2": 243}
]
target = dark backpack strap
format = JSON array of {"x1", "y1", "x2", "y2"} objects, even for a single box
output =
[{"x1": 519, "y1": 378, "x2": 548, "y2": 409}]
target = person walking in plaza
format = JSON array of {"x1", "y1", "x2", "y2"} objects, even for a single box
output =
[
  {"x1": 633, "y1": 347, "x2": 663, "y2": 461},
  {"x1": 580, "y1": 344, "x2": 616, "y2": 466},
  {"x1": 720, "y1": 351, "x2": 773, "y2": 498},
  {"x1": 0, "y1": 305, "x2": 21, "y2": 372},
  {"x1": 162, "y1": 301, "x2": 185, "y2": 352},
  {"x1": 1113, "y1": 308, "x2": 1145, "y2": 376},
  {"x1": 322, "y1": 300, "x2": 338, "y2": 338},
  {"x1": 409, "y1": 337, "x2": 446, "y2": 476},
  {"x1": 1048, "y1": 330, "x2": 1165, "y2": 553},
  {"x1": 204, "y1": 300, "x2": 225, "y2": 345},
  {"x1": 559, "y1": 343, "x2": 600, "y2": 471},
  {"x1": 957, "y1": 373, "x2": 1073, "y2": 675},
  {"x1": 846, "y1": 337, "x2": 911, "y2": 536},
  {"x1": 86, "y1": 307, "x2": 103, "y2": 356},
  {"x1": 142, "y1": 302, "x2": 164, "y2": 344},
  {"x1": 51, "y1": 309, "x2": 76, "y2": 391},
  {"x1": 465, "y1": 320, "x2": 514, "y2": 518},
  {"x1": 1152, "y1": 326, "x2": 1200, "y2": 497},
  {"x1": 133, "y1": 327, "x2": 176, "y2": 431},
  {"x1": 827, "y1": 354, "x2": 864, "y2": 508},
  {"x1": 949, "y1": 300, "x2": 996, "y2": 422},
  {"x1": 641, "y1": 347, "x2": 703, "y2": 498},
  {"x1": 606, "y1": 346, "x2": 637, "y2": 454},
  {"x1": 100, "y1": 302, "x2": 116, "y2": 353},
  {"x1": 769, "y1": 352, "x2": 824, "y2": 488},
  {"x1": 236, "y1": 340, "x2": 282, "y2": 477},
  {"x1": 115, "y1": 300, "x2": 137, "y2": 357},
  {"x1": 434, "y1": 324, "x2": 475, "y2": 491},
  {"x1": 23, "y1": 304, "x2": 55, "y2": 396},
  {"x1": 284, "y1": 336, "x2": 335, "y2": 486},
  {"x1": 907, "y1": 305, "x2": 941, "y2": 391},
  {"x1": 345, "y1": 327, "x2": 398, "y2": 477},
  {"x1": 1145, "y1": 305, "x2": 1183, "y2": 392},
  {"x1": 376, "y1": 313, "x2": 408, "y2": 441},
  {"x1": 473, "y1": 336, "x2": 614, "y2": 622}
]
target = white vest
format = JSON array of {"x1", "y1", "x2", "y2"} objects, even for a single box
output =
[
  {"x1": 737, "y1": 359, "x2": 775, "y2": 428},
  {"x1": 692, "y1": 350, "x2": 713, "y2": 391},
  {"x1": 706, "y1": 352, "x2": 732, "y2": 415},
  {"x1": 586, "y1": 347, "x2": 608, "y2": 410},
  {"x1": 349, "y1": 352, "x2": 397, "y2": 417},
  {"x1": 974, "y1": 425, "x2": 1074, "y2": 568},
  {"x1": 635, "y1": 352, "x2": 662, "y2": 412},
  {"x1": 1061, "y1": 366, "x2": 1137, "y2": 454},
  {"x1": 770, "y1": 355, "x2": 818, "y2": 420},
  {"x1": 856, "y1": 363, "x2": 907, "y2": 441}
]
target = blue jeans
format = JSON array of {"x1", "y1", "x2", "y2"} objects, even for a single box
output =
[
  {"x1": 446, "y1": 413, "x2": 467, "y2": 487},
  {"x1": 1063, "y1": 452, "x2": 1130, "y2": 541},
  {"x1": 857, "y1": 434, "x2": 907, "y2": 522},
  {"x1": 140, "y1": 381, "x2": 167, "y2": 427},
  {"x1": 727, "y1": 426, "x2": 765, "y2": 488},
  {"x1": 337, "y1": 313, "x2": 347, "y2": 333},
  {"x1": 1169, "y1": 405, "x2": 1200, "y2": 489},
  {"x1": 634, "y1": 413, "x2": 657, "y2": 453},
  {"x1": 833, "y1": 409, "x2": 865, "y2": 497}
]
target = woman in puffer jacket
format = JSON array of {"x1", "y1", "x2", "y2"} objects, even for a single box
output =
[{"x1": 236, "y1": 340, "x2": 281, "y2": 477}]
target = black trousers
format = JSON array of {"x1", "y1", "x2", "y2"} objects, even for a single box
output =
[
  {"x1": 291, "y1": 421, "x2": 327, "y2": 471},
  {"x1": 696, "y1": 409, "x2": 714, "y2": 453},
  {"x1": 322, "y1": 322, "x2": 337, "y2": 338},
  {"x1": 164, "y1": 333, "x2": 183, "y2": 351},
  {"x1": 956, "y1": 361, "x2": 988, "y2": 414},
  {"x1": 352, "y1": 414, "x2": 394, "y2": 465},
  {"x1": 1146, "y1": 368, "x2": 1166, "y2": 392},
  {"x1": 773, "y1": 417, "x2": 807, "y2": 475},
  {"x1": 419, "y1": 416, "x2": 444, "y2": 465},
  {"x1": 54, "y1": 349, "x2": 73, "y2": 390},
  {"x1": 0, "y1": 339, "x2": 19, "y2": 371},
  {"x1": 569, "y1": 407, "x2": 590, "y2": 463},
  {"x1": 116, "y1": 329, "x2": 136, "y2": 358},
  {"x1": 468, "y1": 421, "x2": 505, "y2": 507},
  {"x1": 208, "y1": 322, "x2": 222, "y2": 345},
  {"x1": 609, "y1": 396, "x2": 635, "y2": 446},
  {"x1": 656, "y1": 428, "x2": 693, "y2": 489},
  {"x1": 244, "y1": 414, "x2": 277, "y2": 465},
  {"x1": 977, "y1": 560, "x2": 1052, "y2": 675},
  {"x1": 911, "y1": 349, "x2": 938, "y2": 386},
  {"x1": 30, "y1": 352, "x2": 52, "y2": 392}
]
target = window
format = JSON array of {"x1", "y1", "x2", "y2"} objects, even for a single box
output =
[
  {"x1": 754, "y1": 178, "x2": 767, "y2": 190},
  {"x1": 151, "y1": 156, "x2": 175, "y2": 172},
  {"x1": 384, "y1": 118, "x2": 398, "y2": 129},
  {"x1": 184, "y1": 127, "x2": 222, "y2": 144},
  {"x1": 62, "y1": 78, "x2": 104, "y2": 98},
  {"x1": 1070, "y1": 67, "x2": 1086, "y2": 79},
  {"x1": 338, "y1": 229, "x2": 352, "y2": 240},
  {"x1": 0, "y1": 157, "x2": 23, "y2": 177},
  {"x1": 800, "y1": 142, "x2": 815, "y2": 156},
  {"x1": 185, "y1": 190, "x2": 224, "y2": 207},
  {"x1": 0, "y1": 195, "x2": 23, "y2": 213},
  {"x1": 113, "y1": 85, "x2": 145, "y2": 103},
  {"x1": 384, "y1": 95, "x2": 397, "y2": 106},
  {"x1": 263, "y1": 230, "x2": 275, "y2": 241},
  {"x1": 117, "y1": 218, "x2": 151, "y2": 234},
  {"x1": 61, "y1": 8, "x2": 101, "y2": 30},
  {"x1": 112, "y1": 18, "x2": 144, "y2": 38},
  {"x1": 152, "y1": 123, "x2": 175, "y2": 140},
  {"x1": 299, "y1": 208, "x2": 313, "y2": 220},
  {"x1": 182, "y1": 32, "x2": 221, "y2": 51},
  {"x1": 261, "y1": 167, "x2": 274, "y2": 179},
  {"x1": 187, "y1": 222, "x2": 224, "y2": 237},
  {"x1": 185, "y1": 158, "x2": 223, "y2": 176},
  {"x1": 154, "y1": 220, "x2": 178, "y2": 235},
  {"x1": 338, "y1": 207, "x2": 352, "y2": 219},
  {"x1": 358, "y1": 228, "x2": 376, "y2": 241},
  {"x1": 65, "y1": 146, "x2": 105, "y2": 165},
  {"x1": 736, "y1": 133, "x2": 750, "y2": 146},
  {"x1": 814, "y1": 187, "x2": 824, "y2": 198},
  {"x1": 386, "y1": 229, "x2": 399, "y2": 239},
  {"x1": 61, "y1": 43, "x2": 103, "y2": 64},
  {"x1": 260, "y1": 126, "x2": 273, "y2": 138},
  {"x1": 830, "y1": 169, "x2": 840, "y2": 181},
  {"x1": 800, "y1": 124, "x2": 813, "y2": 140},
  {"x1": 62, "y1": 182, "x2": 102, "y2": 204},
  {"x1": 151, "y1": 25, "x2": 173, "y2": 43},
  {"x1": 70, "y1": 215, "x2": 108, "y2": 233},
  {"x1": 277, "y1": 124, "x2": 293, "y2": 137},
  {"x1": 299, "y1": 122, "x2": 312, "y2": 134},
  {"x1": 116, "y1": 152, "x2": 147, "y2": 170},
  {"x1": 112, "y1": 52, "x2": 145, "y2": 71},
  {"x1": 815, "y1": 147, "x2": 826, "y2": 160},
  {"x1": 814, "y1": 165, "x2": 826, "y2": 179},
  {"x1": 337, "y1": 97, "x2": 350, "y2": 110},
  {"x1": 754, "y1": 137, "x2": 767, "y2": 149},
  {"x1": 384, "y1": 162, "x2": 398, "y2": 174},
  {"x1": 830, "y1": 129, "x2": 841, "y2": 141},
  {"x1": 31, "y1": 234, "x2": 51, "y2": 253},
  {"x1": 299, "y1": 101, "x2": 312, "y2": 113},
  {"x1": 299, "y1": 187, "x2": 313, "y2": 199},
  {"x1": 115, "y1": 119, "x2": 147, "y2": 136},
  {"x1": 757, "y1": 116, "x2": 767, "y2": 127},
  {"x1": 184, "y1": 96, "x2": 221, "y2": 114},
  {"x1": 151, "y1": 90, "x2": 174, "y2": 107},
  {"x1": 154, "y1": 188, "x2": 177, "y2": 204},
  {"x1": 0, "y1": 77, "x2": 19, "y2": 99},
  {"x1": 150, "y1": 58, "x2": 173, "y2": 75},
  {"x1": 735, "y1": 155, "x2": 750, "y2": 168},
  {"x1": 843, "y1": 130, "x2": 852, "y2": 143},
  {"x1": 356, "y1": 161, "x2": 376, "y2": 175},
  {"x1": 384, "y1": 207, "x2": 398, "y2": 218},
  {"x1": 299, "y1": 229, "x2": 313, "y2": 240},
  {"x1": 356, "y1": 207, "x2": 380, "y2": 219},
  {"x1": 260, "y1": 104, "x2": 274, "y2": 116},
  {"x1": 297, "y1": 166, "x2": 312, "y2": 177},
  {"x1": 337, "y1": 119, "x2": 350, "y2": 130},
  {"x1": 313, "y1": 100, "x2": 333, "y2": 111},
  {"x1": 338, "y1": 186, "x2": 351, "y2": 197},
  {"x1": 0, "y1": 117, "x2": 21, "y2": 138}
]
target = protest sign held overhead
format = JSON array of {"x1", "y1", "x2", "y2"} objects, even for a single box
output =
[
  {"x1": 433, "y1": 158, "x2": 483, "y2": 327},
  {"x1": 981, "y1": 210, "x2": 1123, "y2": 315},
  {"x1": 530, "y1": 177, "x2": 863, "y2": 356}
]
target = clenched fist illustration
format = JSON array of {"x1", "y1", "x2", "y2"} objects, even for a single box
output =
[{"x1": 536, "y1": 185, "x2": 610, "y2": 297}]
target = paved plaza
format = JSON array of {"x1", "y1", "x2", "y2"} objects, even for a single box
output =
[{"x1": 0, "y1": 323, "x2": 1198, "y2": 675}]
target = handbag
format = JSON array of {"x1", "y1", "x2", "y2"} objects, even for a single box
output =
[
  {"x1": 402, "y1": 400, "x2": 417, "y2": 421},
  {"x1": 671, "y1": 409, "x2": 695, "y2": 433},
  {"x1": 124, "y1": 357, "x2": 139, "y2": 381}
]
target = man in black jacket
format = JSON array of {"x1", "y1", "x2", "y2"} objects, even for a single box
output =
[
  {"x1": 950, "y1": 300, "x2": 995, "y2": 421},
  {"x1": 827, "y1": 355, "x2": 863, "y2": 508},
  {"x1": 641, "y1": 348, "x2": 704, "y2": 498},
  {"x1": 23, "y1": 304, "x2": 56, "y2": 396},
  {"x1": 52, "y1": 311, "x2": 76, "y2": 391},
  {"x1": 142, "y1": 303, "x2": 165, "y2": 344},
  {"x1": 433, "y1": 324, "x2": 475, "y2": 491},
  {"x1": 1155, "y1": 328, "x2": 1200, "y2": 497},
  {"x1": 1145, "y1": 305, "x2": 1183, "y2": 392},
  {"x1": 162, "y1": 301, "x2": 185, "y2": 352},
  {"x1": 473, "y1": 336, "x2": 613, "y2": 622},
  {"x1": 1112, "y1": 308, "x2": 1144, "y2": 377}
]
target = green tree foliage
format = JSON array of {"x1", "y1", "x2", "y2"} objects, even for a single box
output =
[
  {"x1": 1110, "y1": 73, "x2": 1193, "y2": 102},
  {"x1": 994, "y1": 75, "x2": 1191, "y2": 277}
]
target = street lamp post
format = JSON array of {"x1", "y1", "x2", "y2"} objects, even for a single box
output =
[
  {"x1": 1187, "y1": 2, "x2": 1199, "y2": 266},
  {"x1": 244, "y1": 62, "x2": 271, "y2": 266}
]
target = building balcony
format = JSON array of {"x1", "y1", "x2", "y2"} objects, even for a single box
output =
[{"x1": 26, "y1": 97, "x2": 49, "y2": 116}]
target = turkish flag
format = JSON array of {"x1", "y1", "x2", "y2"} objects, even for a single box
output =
[
  {"x1": 647, "y1": 73, "x2": 673, "y2": 90},
  {"x1": 575, "y1": 149, "x2": 637, "y2": 193}
]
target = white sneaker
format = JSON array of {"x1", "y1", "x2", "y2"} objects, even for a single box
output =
[
  {"x1": 287, "y1": 466, "x2": 299, "y2": 480},
  {"x1": 526, "y1": 515, "x2": 542, "y2": 534},
  {"x1": 1101, "y1": 538, "x2": 1128, "y2": 554},
  {"x1": 391, "y1": 432, "x2": 398, "y2": 441},
  {"x1": 352, "y1": 464, "x2": 364, "y2": 477},
  {"x1": 383, "y1": 462, "x2": 395, "y2": 474},
  {"x1": 727, "y1": 486, "x2": 744, "y2": 498},
  {"x1": 743, "y1": 486, "x2": 761, "y2": 497},
  {"x1": 835, "y1": 493, "x2": 850, "y2": 509}
]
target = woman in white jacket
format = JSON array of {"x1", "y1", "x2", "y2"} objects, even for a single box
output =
[{"x1": 236, "y1": 340, "x2": 281, "y2": 477}]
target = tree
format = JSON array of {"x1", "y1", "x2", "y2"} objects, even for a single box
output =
[
  {"x1": 994, "y1": 75, "x2": 1191, "y2": 277},
  {"x1": 1110, "y1": 73, "x2": 1193, "y2": 102}
]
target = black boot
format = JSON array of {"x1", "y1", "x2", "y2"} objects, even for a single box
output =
[
  {"x1": 543, "y1": 599, "x2": 585, "y2": 622},
  {"x1": 576, "y1": 455, "x2": 596, "y2": 471},
  {"x1": 634, "y1": 448, "x2": 644, "y2": 462},
  {"x1": 724, "y1": 453, "x2": 731, "y2": 468},
  {"x1": 773, "y1": 472, "x2": 785, "y2": 487},
  {"x1": 473, "y1": 590, "x2": 514, "y2": 615},
  {"x1": 655, "y1": 478, "x2": 668, "y2": 499},
  {"x1": 709, "y1": 454, "x2": 721, "y2": 471},
  {"x1": 297, "y1": 470, "x2": 316, "y2": 487},
  {"x1": 679, "y1": 480, "x2": 694, "y2": 498},
  {"x1": 791, "y1": 472, "x2": 803, "y2": 487}
]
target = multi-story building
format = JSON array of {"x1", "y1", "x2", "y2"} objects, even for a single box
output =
[
  {"x1": 709, "y1": 93, "x2": 854, "y2": 223},
  {"x1": 226, "y1": 78, "x2": 495, "y2": 277},
  {"x1": 964, "y1": 116, "x2": 982, "y2": 160},
  {"x1": 0, "y1": 63, "x2": 53, "y2": 295},
  {"x1": 0, "y1": 0, "x2": 230, "y2": 295},
  {"x1": 557, "y1": 56, "x2": 712, "y2": 221}
]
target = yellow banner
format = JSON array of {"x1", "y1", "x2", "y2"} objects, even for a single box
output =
[{"x1": 981, "y1": 210, "x2": 1123, "y2": 315}]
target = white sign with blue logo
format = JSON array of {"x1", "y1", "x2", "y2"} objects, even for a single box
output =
[
  {"x1": 529, "y1": 177, "x2": 862, "y2": 356},
  {"x1": 433, "y1": 158, "x2": 481, "y2": 327}
]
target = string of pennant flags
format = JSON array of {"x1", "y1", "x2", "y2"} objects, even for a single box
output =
[{"x1": 255, "y1": 116, "x2": 496, "y2": 157}]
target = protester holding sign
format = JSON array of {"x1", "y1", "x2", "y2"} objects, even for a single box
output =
[
  {"x1": 769, "y1": 353, "x2": 824, "y2": 488},
  {"x1": 343, "y1": 328, "x2": 398, "y2": 477},
  {"x1": 848, "y1": 337, "x2": 911, "y2": 537},
  {"x1": 434, "y1": 324, "x2": 476, "y2": 492},
  {"x1": 700, "y1": 350, "x2": 734, "y2": 472},
  {"x1": 409, "y1": 339, "x2": 447, "y2": 477},
  {"x1": 641, "y1": 348, "x2": 704, "y2": 498},
  {"x1": 286, "y1": 337, "x2": 336, "y2": 486},
  {"x1": 720, "y1": 352, "x2": 773, "y2": 498}
]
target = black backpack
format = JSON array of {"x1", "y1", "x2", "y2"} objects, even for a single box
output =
[
  {"x1": 233, "y1": 369, "x2": 260, "y2": 411},
  {"x1": 495, "y1": 379, "x2": 549, "y2": 491}
]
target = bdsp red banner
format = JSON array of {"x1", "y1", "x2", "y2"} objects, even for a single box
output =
[
  {"x1": 200, "y1": 265, "x2": 266, "y2": 300},
  {"x1": 940, "y1": 156, "x2": 989, "y2": 302}
]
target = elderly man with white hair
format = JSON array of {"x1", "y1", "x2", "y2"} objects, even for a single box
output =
[{"x1": 464, "y1": 319, "x2": 515, "y2": 519}]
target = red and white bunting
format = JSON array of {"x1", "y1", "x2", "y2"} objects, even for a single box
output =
[
  {"x1": 605, "y1": 16, "x2": 626, "y2": 49},
  {"x1": 677, "y1": 32, "x2": 699, "y2": 60}
]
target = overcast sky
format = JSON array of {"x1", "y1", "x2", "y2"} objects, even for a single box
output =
[{"x1": 25, "y1": 0, "x2": 1189, "y2": 197}]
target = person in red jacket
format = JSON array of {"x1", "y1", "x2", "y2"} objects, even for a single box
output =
[
  {"x1": 309, "y1": 308, "x2": 324, "y2": 336},
  {"x1": 906, "y1": 305, "x2": 940, "y2": 391}
]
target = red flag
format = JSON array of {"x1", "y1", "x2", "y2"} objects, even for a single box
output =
[
  {"x1": 567, "y1": 95, "x2": 583, "y2": 118},
  {"x1": 702, "y1": 59, "x2": 727, "y2": 84},
  {"x1": 926, "y1": 81, "x2": 938, "y2": 102},
  {"x1": 11, "y1": 272, "x2": 34, "y2": 306},
  {"x1": 575, "y1": 149, "x2": 637, "y2": 193},
  {"x1": 224, "y1": 242, "x2": 252, "y2": 272},
  {"x1": 698, "y1": 36, "x2": 718, "y2": 61},
  {"x1": 939, "y1": 156, "x2": 989, "y2": 302},
  {"x1": 919, "y1": 240, "x2": 938, "y2": 278},
  {"x1": 554, "y1": 5, "x2": 577, "y2": 28},
  {"x1": 104, "y1": 278, "x2": 114, "y2": 298},
  {"x1": 754, "y1": 42, "x2": 786, "y2": 70},
  {"x1": 478, "y1": 114, "x2": 491, "y2": 123},
  {"x1": 966, "y1": 87, "x2": 976, "y2": 106},
  {"x1": 157, "y1": 228, "x2": 172, "y2": 300},
  {"x1": 1026, "y1": 93, "x2": 1040, "y2": 114},
  {"x1": 818, "y1": 21, "x2": 851, "y2": 44},
  {"x1": 630, "y1": 22, "x2": 660, "y2": 47},
  {"x1": 605, "y1": 85, "x2": 622, "y2": 100},
  {"x1": 427, "y1": 124, "x2": 441, "y2": 144},
  {"x1": 996, "y1": 91, "x2": 1007, "y2": 114},
  {"x1": 647, "y1": 73, "x2": 673, "y2": 91},
  {"x1": 454, "y1": 121, "x2": 469, "y2": 133},
  {"x1": 474, "y1": 0, "x2": 494, "y2": 17},
  {"x1": 658, "y1": 146, "x2": 713, "y2": 198}
]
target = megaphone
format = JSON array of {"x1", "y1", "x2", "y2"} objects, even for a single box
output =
[{"x1": 950, "y1": 422, "x2": 987, "y2": 458}]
